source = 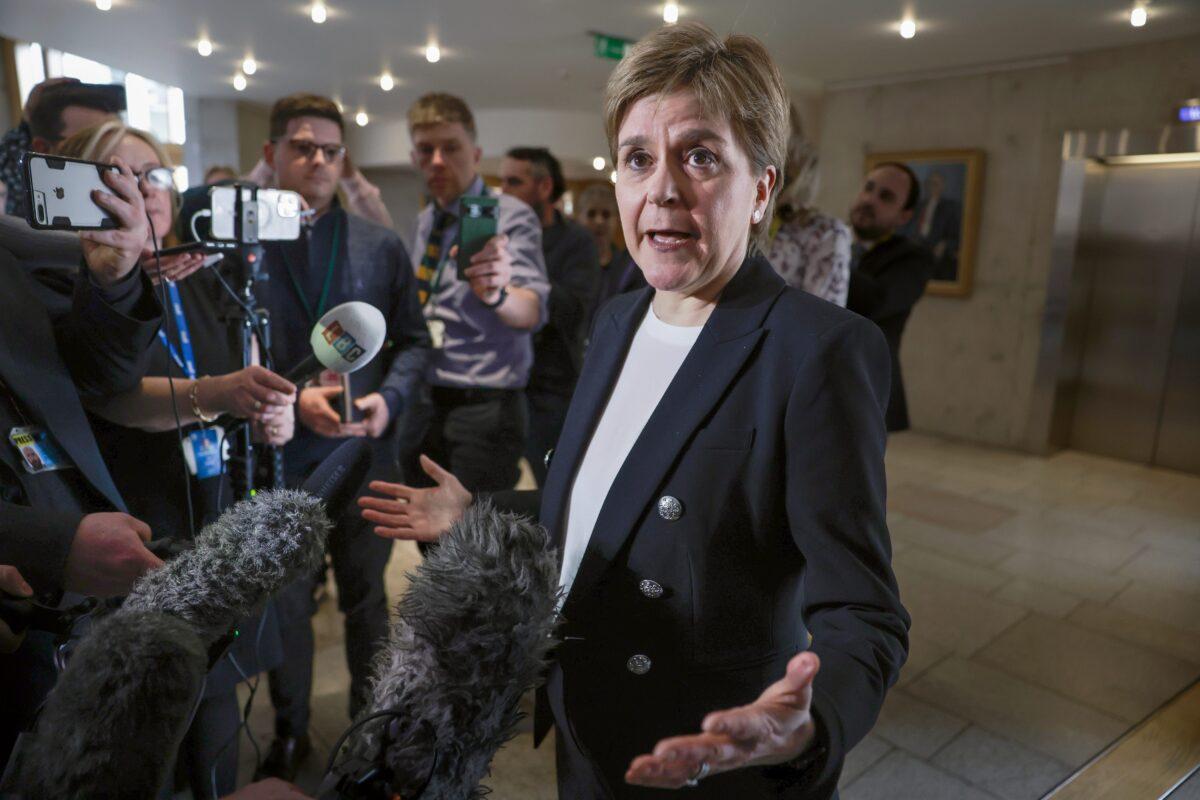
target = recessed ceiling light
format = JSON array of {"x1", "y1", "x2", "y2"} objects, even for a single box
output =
[
  {"x1": 355, "y1": 110, "x2": 369, "y2": 126},
  {"x1": 609, "y1": 169, "x2": 617, "y2": 184},
  {"x1": 1130, "y1": 4, "x2": 1148, "y2": 26},
  {"x1": 425, "y1": 43, "x2": 441, "y2": 63},
  {"x1": 663, "y1": 2, "x2": 679, "y2": 23},
  {"x1": 233, "y1": 74, "x2": 247, "y2": 91},
  {"x1": 899, "y1": 17, "x2": 917, "y2": 39},
  {"x1": 95, "y1": 0, "x2": 112, "y2": 9},
  {"x1": 380, "y1": 72, "x2": 394, "y2": 91},
  {"x1": 197, "y1": 37, "x2": 213, "y2": 57},
  {"x1": 242, "y1": 57, "x2": 257, "y2": 75},
  {"x1": 592, "y1": 156, "x2": 606, "y2": 171},
  {"x1": 311, "y1": 2, "x2": 327, "y2": 23}
]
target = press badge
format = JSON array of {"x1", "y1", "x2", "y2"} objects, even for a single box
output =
[
  {"x1": 181, "y1": 426, "x2": 227, "y2": 479},
  {"x1": 8, "y1": 426, "x2": 74, "y2": 474}
]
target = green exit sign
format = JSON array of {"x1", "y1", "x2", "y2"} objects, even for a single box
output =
[{"x1": 593, "y1": 33, "x2": 632, "y2": 60}]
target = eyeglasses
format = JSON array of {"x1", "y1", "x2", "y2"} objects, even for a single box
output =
[
  {"x1": 282, "y1": 138, "x2": 347, "y2": 163},
  {"x1": 135, "y1": 166, "x2": 175, "y2": 191}
]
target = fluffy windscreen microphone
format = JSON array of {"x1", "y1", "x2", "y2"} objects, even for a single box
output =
[
  {"x1": 319, "y1": 502, "x2": 560, "y2": 800},
  {"x1": 120, "y1": 489, "x2": 331, "y2": 644},
  {"x1": 7, "y1": 611, "x2": 206, "y2": 800}
]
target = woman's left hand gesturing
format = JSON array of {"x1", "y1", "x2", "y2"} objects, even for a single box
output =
[{"x1": 625, "y1": 652, "x2": 820, "y2": 789}]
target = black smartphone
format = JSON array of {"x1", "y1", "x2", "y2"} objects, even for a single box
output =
[
  {"x1": 24, "y1": 152, "x2": 119, "y2": 231},
  {"x1": 456, "y1": 195, "x2": 499, "y2": 280}
]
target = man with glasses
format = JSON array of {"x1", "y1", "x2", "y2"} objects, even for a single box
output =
[{"x1": 253, "y1": 93, "x2": 431, "y2": 781}]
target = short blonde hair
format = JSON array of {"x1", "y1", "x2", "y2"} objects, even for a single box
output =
[
  {"x1": 57, "y1": 120, "x2": 173, "y2": 170},
  {"x1": 604, "y1": 22, "x2": 788, "y2": 250},
  {"x1": 777, "y1": 103, "x2": 819, "y2": 224},
  {"x1": 407, "y1": 92, "x2": 477, "y2": 141}
]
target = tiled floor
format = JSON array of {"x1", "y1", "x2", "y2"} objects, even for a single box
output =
[{"x1": 233, "y1": 432, "x2": 1200, "y2": 799}]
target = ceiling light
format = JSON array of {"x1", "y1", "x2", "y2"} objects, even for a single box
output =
[
  {"x1": 609, "y1": 169, "x2": 617, "y2": 184},
  {"x1": 663, "y1": 2, "x2": 679, "y2": 23},
  {"x1": 197, "y1": 37, "x2": 213, "y2": 57},
  {"x1": 380, "y1": 72, "x2": 394, "y2": 91},
  {"x1": 899, "y1": 17, "x2": 917, "y2": 39},
  {"x1": 95, "y1": 0, "x2": 111, "y2": 9},
  {"x1": 242, "y1": 57, "x2": 257, "y2": 75},
  {"x1": 355, "y1": 110, "x2": 369, "y2": 126},
  {"x1": 592, "y1": 156, "x2": 606, "y2": 171},
  {"x1": 425, "y1": 43, "x2": 441, "y2": 63},
  {"x1": 311, "y1": 2, "x2": 327, "y2": 23},
  {"x1": 1130, "y1": 4, "x2": 1148, "y2": 26},
  {"x1": 233, "y1": 73, "x2": 247, "y2": 92}
]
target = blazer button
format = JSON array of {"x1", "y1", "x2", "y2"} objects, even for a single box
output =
[
  {"x1": 639, "y1": 579, "x2": 664, "y2": 599},
  {"x1": 626, "y1": 654, "x2": 652, "y2": 675},
  {"x1": 657, "y1": 496, "x2": 683, "y2": 521}
]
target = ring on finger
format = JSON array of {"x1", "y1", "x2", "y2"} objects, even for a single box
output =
[{"x1": 684, "y1": 761, "x2": 710, "y2": 788}]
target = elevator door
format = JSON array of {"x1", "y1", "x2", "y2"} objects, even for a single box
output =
[{"x1": 1069, "y1": 162, "x2": 1200, "y2": 473}]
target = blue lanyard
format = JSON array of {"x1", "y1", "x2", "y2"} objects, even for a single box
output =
[{"x1": 156, "y1": 280, "x2": 197, "y2": 380}]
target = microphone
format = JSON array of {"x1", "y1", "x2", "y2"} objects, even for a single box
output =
[
  {"x1": 119, "y1": 488, "x2": 331, "y2": 644},
  {"x1": 301, "y1": 438, "x2": 373, "y2": 521},
  {"x1": 284, "y1": 301, "x2": 387, "y2": 384},
  {"x1": 318, "y1": 502, "x2": 560, "y2": 800},
  {"x1": 5, "y1": 611, "x2": 206, "y2": 800}
]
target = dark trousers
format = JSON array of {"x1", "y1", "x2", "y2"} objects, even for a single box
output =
[
  {"x1": 0, "y1": 631, "x2": 57, "y2": 773},
  {"x1": 176, "y1": 692, "x2": 240, "y2": 799},
  {"x1": 268, "y1": 479, "x2": 394, "y2": 735},
  {"x1": 524, "y1": 389, "x2": 571, "y2": 487},
  {"x1": 405, "y1": 387, "x2": 528, "y2": 494}
]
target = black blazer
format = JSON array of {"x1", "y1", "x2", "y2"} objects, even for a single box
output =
[
  {"x1": 531, "y1": 254, "x2": 909, "y2": 798},
  {"x1": 846, "y1": 236, "x2": 932, "y2": 432},
  {"x1": 0, "y1": 247, "x2": 161, "y2": 592}
]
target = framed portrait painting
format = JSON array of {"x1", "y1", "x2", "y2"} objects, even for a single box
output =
[{"x1": 864, "y1": 149, "x2": 985, "y2": 297}]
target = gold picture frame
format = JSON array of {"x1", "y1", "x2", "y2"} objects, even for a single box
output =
[{"x1": 864, "y1": 149, "x2": 985, "y2": 298}]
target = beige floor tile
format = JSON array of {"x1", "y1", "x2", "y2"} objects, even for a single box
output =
[
  {"x1": 890, "y1": 513, "x2": 1018, "y2": 567},
  {"x1": 838, "y1": 734, "x2": 893, "y2": 788},
  {"x1": 1067, "y1": 600, "x2": 1200, "y2": 665},
  {"x1": 841, "y1": 750, "x2": 999, "y2": 800},
  {"x1": 888, "y1": 484, "x2": 1017, "y2": 535},
  {"x1": 1131, "y1": 526, "x2": 1200, "y2": 561},
  {"x1": 932, "y1": 725, "x2": 1074, "y2": 800},
  {"x1": 990, "y1": 578, "x2": 1083, "y2": 619},
  {"x1": 873, "y1": 690, "x2": 969, "y2": 759},
  {"x1": 898, "y1": 569, "x2": 1027, "y2": 656},
  {"x1": 1109, "y1": 583, "x2": 1200, "y2": 635},
  {"x1": 974, "y1": 615, "x2": 1199, "y2": 724},
  {"x1": 1099, "y1": 504, "x2": 1200, "y2": 539},
  {"x1": 896, "y1": 631, "x2": 953, "y2": 688},
  {"x1": 1117, "y1": 548, "x2": 1200, "y2": 596},
  {"x1": 982, "y1": 514, "x2": 1146, "y2": 572},
  {"x1": 485, "y1": 731, "x2": 558, "y2": 800},
  {"x1": 893, "y1": 547, "x2": 1012, "y2": 593},
  {"x1": 906, "y1": 657, "x2": 1128, "y2": 765},
  {"x1": 995, "y1": 551, "x2": 1131, "y2": 603}
]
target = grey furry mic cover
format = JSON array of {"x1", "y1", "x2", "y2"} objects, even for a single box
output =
[
  {"x1": 8, "y1": 612, "x2": 206, "y2": 800},
  {"x1": 340, "y1": 501, "x2": 560, "y2": 799},
  {"x1": 121, "y1": 488, "x2": 332, "y2": 642}
]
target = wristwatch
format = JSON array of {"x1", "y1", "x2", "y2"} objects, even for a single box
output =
[{"x1": 481, "y1": 286, "x2": 508, "y2": 309}]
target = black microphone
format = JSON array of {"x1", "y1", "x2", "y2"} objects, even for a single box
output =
[
  {"x1": 318, "y1": 502, "x2": 560, "y2": 799},
  {"x1": 4, "y1": 611, "x2": 206, "y2": 800},
  {"x1": 301, "y1": 437, "x2": 373, "y2": 520},
  {"x1": 119, "y1": 488, "x2": 331, "y2": 644},
  {"x1": 284, "y1": 301, "x2": 387, "y2": 384}
]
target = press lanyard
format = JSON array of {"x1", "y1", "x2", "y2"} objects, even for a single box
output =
[
  {"x1": 283, "y1": 215, "x2": 341, "y2": 325},
  {"x1": 422, "y1": 211, "x2": 454, "y2": 310},
  {"x1": 157, "y1": 279, "x2": 197, "y2": 380}
]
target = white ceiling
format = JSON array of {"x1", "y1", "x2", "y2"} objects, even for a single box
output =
[{"x1": 2, "y1": 0, "x2": 1199, "y2": 122}]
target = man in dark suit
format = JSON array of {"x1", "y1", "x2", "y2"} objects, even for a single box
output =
[
  {"x1": 846, "y1": 162, "x2": 934, "y2": 432},
  {"x1": 0, "y1": 164, "x2": 165, "y2": 765}
]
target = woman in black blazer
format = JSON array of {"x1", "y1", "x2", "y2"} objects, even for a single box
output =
[{"x1": 362, "y1": 22, "x2": 909, "y2": 799}]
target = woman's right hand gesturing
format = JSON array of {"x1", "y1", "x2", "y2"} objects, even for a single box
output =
[
  {"x1": 357, "y1": 455, "x2": 472, "y2": 542},
  {"x1": 195, "y1": 367, "x2": 297, "y2": 421}
]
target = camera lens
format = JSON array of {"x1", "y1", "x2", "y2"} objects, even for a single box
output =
[{"x1": 36, "y1": 204, "x2": 45, "y2": 223}]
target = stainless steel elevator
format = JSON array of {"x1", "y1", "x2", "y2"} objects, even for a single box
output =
[{"x1": 1033, "y1": 126, "x2": 1200, "y2": 474}]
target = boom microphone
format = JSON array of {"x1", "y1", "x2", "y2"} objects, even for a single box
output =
[
  {"x1": 120, "y1": 488, "x2": 331, "y2": 644},
  {"x1": 318, "y1": 502, "x2": 560, "y2": 799},
  {"x1": 284, "y1": 301, "x2": 387, "y2": 384},
  {"x1": 5, "y1": 611, "x2": 206, "y2": 800}
]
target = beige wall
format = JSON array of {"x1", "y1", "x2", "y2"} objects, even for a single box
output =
[
  {"x1": 816, "y1": 34, "x2": 1200, "y2": 450},
  {"x1": 236, "y1": 100, "x2": 270, "y2": 174}
]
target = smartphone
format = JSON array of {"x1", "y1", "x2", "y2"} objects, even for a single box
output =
[
  {"x1": 209, "y1": 186, "x2": 303, "y2": 242},
  {"x1": 24, "y1": 152, "x2": 119, "y2": 231},
  {"x1": 456, "y1": 195, "x2": 499, "y2": 280}
]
